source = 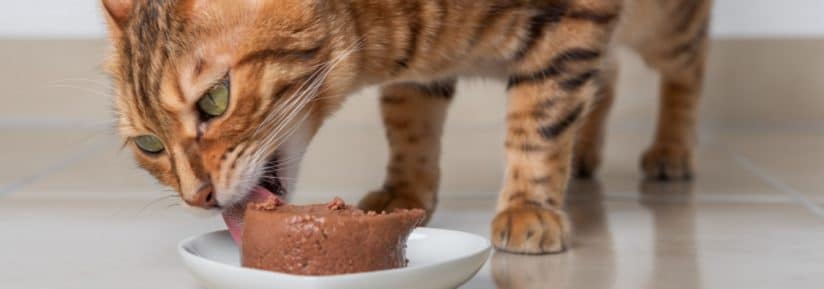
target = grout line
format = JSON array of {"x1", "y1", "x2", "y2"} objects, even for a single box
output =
[
  {"x1": 0, "y1": 140, "x2": 109, "y2": 197},
  {"x1": 730, "y1": 152, "x2": 824, "y2": 218}
]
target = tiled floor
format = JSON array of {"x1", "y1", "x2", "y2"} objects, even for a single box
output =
[{"x1": 2, "y1": 39, "x2": 824, "y2": 288}]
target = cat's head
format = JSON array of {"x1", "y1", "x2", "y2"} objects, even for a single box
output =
[{"x1": 101, "y1": 0, "x2": 355, "y2": 214}]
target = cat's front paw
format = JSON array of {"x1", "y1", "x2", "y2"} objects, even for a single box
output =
[
  {"x1": 491, "y1": 206, "x2": 570, "y2": 254},
  {"x1": 641, "y1": 143, "x2": 694, "y2": 181},
  {"x1": 358, "y1": 189, "x2": 433, "y2": 223}
]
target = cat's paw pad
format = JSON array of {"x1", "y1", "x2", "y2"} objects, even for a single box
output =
[
  {"x1": 358, "y1": 190, "x2": 432, "y2": 222},
  {"x1": 491, "y1": 206, "x2": 569, "y2": 254},
  {"x1": 641, "y1": 144, "x2": 694, "y2": 181}
]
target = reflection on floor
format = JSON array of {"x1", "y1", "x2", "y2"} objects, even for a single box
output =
[
  {"x1": 454, "y1": 178, "x2": 824, "y2": 289},
  {"x1": 489, "y1": 180, "x2": 702, "y2": 289}
]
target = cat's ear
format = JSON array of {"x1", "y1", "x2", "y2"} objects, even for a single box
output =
[{"x1": 101, "y1": 0, "x2": 133, "y2": 36}]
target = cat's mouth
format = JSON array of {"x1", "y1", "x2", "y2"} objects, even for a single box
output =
[{"x1": 221, "y1": 156, "x2": 286, "y2": 245}]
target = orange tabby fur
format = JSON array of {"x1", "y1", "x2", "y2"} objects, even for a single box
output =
[{"x1": 102, "y1": 0, "x2": 711, "y2": 254}]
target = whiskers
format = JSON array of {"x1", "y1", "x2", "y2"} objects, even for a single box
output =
[
  {"x1": 48, "y1": 78, "x2": 114, "y2": 99},
  {"x1": 259, "y1": 153, "x2": 306, "y2": 181},
  {"x1": 255, "y1": 151, "x2": 305, "y2": 178},
  {"x1": 237, "y1": 40, "x2": 363, "y2": 190},
  {"x1": 107, "y1": 190, "x2": 181, "y2": 218},
  {"x1": 135, "y1": 192, "x2": 180, "y2": 213}
]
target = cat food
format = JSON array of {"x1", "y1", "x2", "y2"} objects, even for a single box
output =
[{"x1": 241, "y1": 197, "x2": 425, "y2": 276}]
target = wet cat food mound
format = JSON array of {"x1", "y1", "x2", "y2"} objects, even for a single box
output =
[{"x1": 241, "y1": 197, "x2": 426, "y2": 276}]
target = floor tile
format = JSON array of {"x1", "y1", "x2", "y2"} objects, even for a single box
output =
[
  {"x1": 716, "y1": 132, "x2": 824, "y2": 205},
  {"x1": 0, "y1": 128, "x2": 107, "y2": 195},
  {"x1": 11, "y1": 135, "x2": 165, "y2": 199},
  {"x1": 5, "y1": 178, "x2": 822, "y2": 289},
  {"x1": 0, "y1": 198, "x2": 220, "y2": 289},
  {"x1": 594, "y1": 131, "x2": 796, "y2": 204},
  {"x1": 432, "y1": 181, "x2": 824, "y2": 289}
]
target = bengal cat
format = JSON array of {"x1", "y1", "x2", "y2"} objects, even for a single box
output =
[{"x1": 102, "y1": 0, "x2": 711, "y2": 254}]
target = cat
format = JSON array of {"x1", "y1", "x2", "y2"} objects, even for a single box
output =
[{"x1": 101, "y1": 0, "x2": 711, "y2": 254}]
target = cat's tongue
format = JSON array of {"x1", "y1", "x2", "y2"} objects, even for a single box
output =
[{"x1": 221, "y1": 187, "x2": 278, "y2": 245}]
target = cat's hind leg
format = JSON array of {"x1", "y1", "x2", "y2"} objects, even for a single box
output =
[
  {"x1": 358, "y1": 79, "x2": 455, "y2": 223},
  {"x1": 639, "y1": 0, "x2": 711, "y2": 181}
]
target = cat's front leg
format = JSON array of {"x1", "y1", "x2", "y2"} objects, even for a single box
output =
[
  {"x1": 358, "y1": 79, "x2": 455, "y2": 223},
  {"x1": 492, "y1": 49, "x2": 605, "y2": 254}
]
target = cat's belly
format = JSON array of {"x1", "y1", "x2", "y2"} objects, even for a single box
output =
[{"x1": 383, "y1": 59, "x2": 510, "y2": 85}]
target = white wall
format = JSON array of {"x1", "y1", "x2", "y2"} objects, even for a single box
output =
[
  {"x1": 0, "y1": 1, "x2": 108, "y2": 38},
  {"x1": 713, "y1": 0, "x2": 824, "y2": 37},
  {"x1": 1, "y1": 0, "x2": 824, "y2": 38}
]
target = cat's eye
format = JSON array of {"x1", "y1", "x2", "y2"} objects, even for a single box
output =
[
  {"x1": 197, "y1": 80, "x2": 230, "y2": 118},
  {"x1": 134, "y1": 135, "x2": 165, "y2": 154}
]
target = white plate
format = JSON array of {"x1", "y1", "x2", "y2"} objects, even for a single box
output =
[{"x1": 179, "y1": 228, "x2": 492, "y2": 289}]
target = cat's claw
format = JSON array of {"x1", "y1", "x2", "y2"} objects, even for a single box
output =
[{"x1": 491, "y1": 206, "x2": 569, "y2": 255}]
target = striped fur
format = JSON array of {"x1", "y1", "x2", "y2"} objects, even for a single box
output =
[{"x1": 102, "y1": 0, "x2": 712, "y2": 254}]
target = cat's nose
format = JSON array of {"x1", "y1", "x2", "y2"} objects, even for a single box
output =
[{"x1": 185, "y1": 183, "x2": 218, "y2": 209}]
